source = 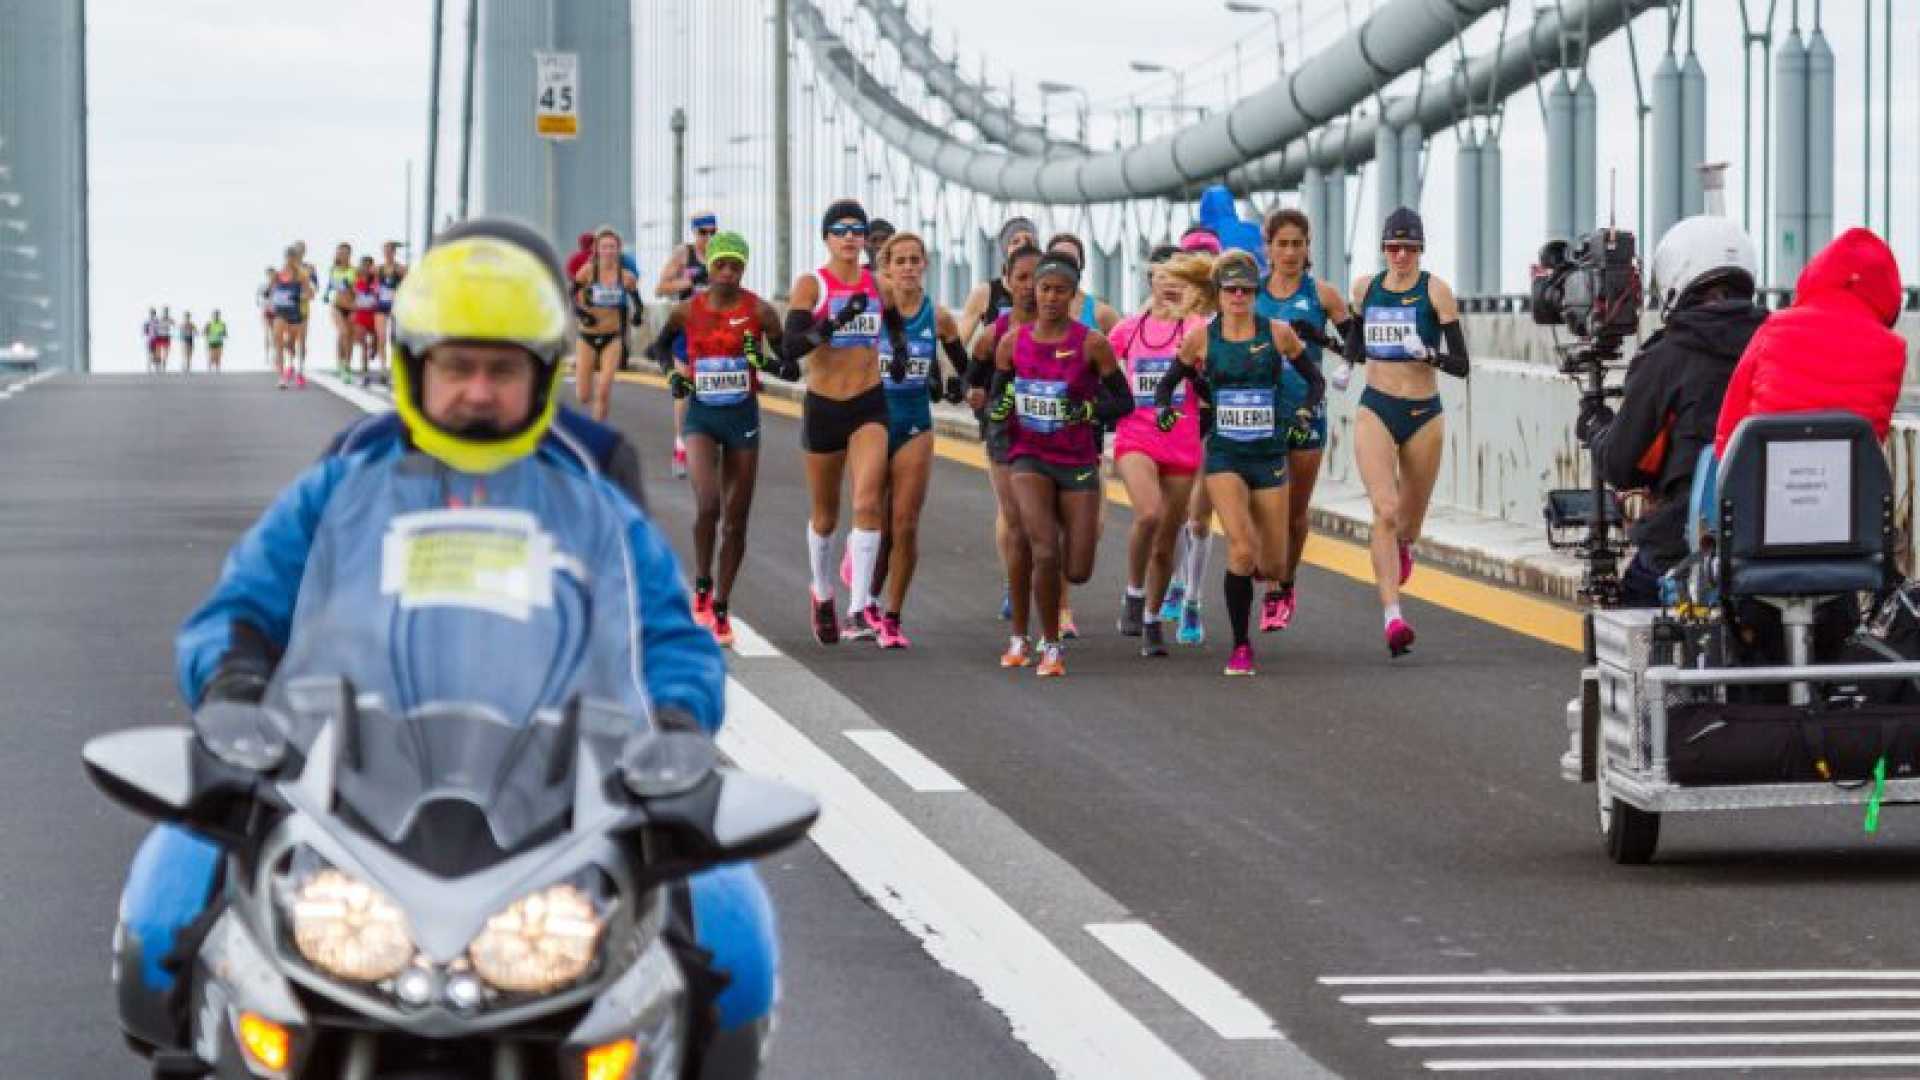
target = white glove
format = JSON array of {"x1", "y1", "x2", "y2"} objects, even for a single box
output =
[
  {"x1": 1402, "y1": 337, "x2": 1429, "y2": 360},
  {"x1": 1328, "y1": 360, "x2": 1354, "y2": 392}
]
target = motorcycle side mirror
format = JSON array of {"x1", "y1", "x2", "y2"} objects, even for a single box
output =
[
  {"x1": 193, "y1": 701, "x2": 289, "y2": 772},
  {"x1": 707, "y1": 770, "x2": 819, "y2": 863},
  {"x1": 82, "y1": 727, "x2": 198, "y2": 822}
]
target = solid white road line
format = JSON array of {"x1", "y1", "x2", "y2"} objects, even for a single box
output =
[
  {"x1": 1344, "y1": 990, "x2": 1920, "y2": 1005},
  {"x1": 1393, "y1": 1031, "x2": 1920, "y2": 1048},
  {"x1": 1086, "y1": 922, "x2": 1281, "y2": 1041},
  {"x1": 307, "y1": 370, "x2": 390, "y2": 414},
  {"x1": 1369, "y1": 1010, "x2": 1920, "y2": 1026},
  {"x1": 1325, "y1": 971, "x2": 1920, "y2": 986},
  {"x1": 1423, "y1": 1054, "x2": 1920, "y2": 1071},
  {"x1": 724, "y1": 616, "x2": 781, "y2": 658},
  {"x1": 843, "y1": 729, "x2": 968, "y2": 793},
  {"x1": 719, "y1": 680, "x2": 1201, "y2": 1079}
]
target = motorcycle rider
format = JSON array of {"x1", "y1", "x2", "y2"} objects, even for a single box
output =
[
  {"x1": 115, "y1": 218, "x2": 778, "y2": 1073},
  {"x1": 1585, "y1": 214, "x2": 1765, "y2": 607}
]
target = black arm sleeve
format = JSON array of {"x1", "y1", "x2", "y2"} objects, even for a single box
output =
[
  {"x1": 648, "y1": 323, "x2": 683, "y2": 373},
  {"x1": 1154, "y1": 358, "x2": 1194, "y2": 412},
  {"x1": 966, "y1": 345, "x2": 996, "y2": 390},
  {"x1": 1092, "y1": 369, "x2": 1134, "y2": 425},
  {"x1": 987, "y1": 366, "x2": 1013, "y2": 403},
  {"x1": 780, "y1": 309, "x2": 824, "y2": 364},
  {"x1": 626, "y1": 288, "x2": 646, "y2": 326},
  {"x1": 882, "y1": 305, "x2": 909, "y2": 382},
  {"x1": 1283, "y1": 345, "x2": 1326, "y2": 411},
  {"x1": 940, "y1": 338, "x2": 969, "y2": 381},
  {"x1": 1435, "y1": 321, "x2": 1470, "y2": 378},
  {"x1": 1328, "y1": 316, "x2": 1355, "y2": 357},
  {"x1": 1343, "y1": 313, "x2": 1367, "y2": 364}
]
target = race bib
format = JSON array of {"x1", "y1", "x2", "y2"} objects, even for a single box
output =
[
  {"x1": 1130, "y1": 357, "x2": 1185, "y2": 408},
  {"x1": 693, "y1": 356, "x2": 752, "y2": 406},
  {"x1": 354, "y1": 290, "x2": 378, "y2": 311},
  {"x1": 1014, "y1": 377, "x2": 1070, "y2": 434},
  {"x1": 1364, "y1": 305, "x2": 1421, "y2": 360},
  {"x1": 1215, "y1": 387, "x2": 1275, "y2": 442},
  {"x1": 827, "y1": 294, "x2": 881, "y2": 348},
  {"x1": 380, "y1": 509, "x2": 556, "y2": 621},
  {"x1": 879, "y1": 337, "x2": 934, "y2": 388},
  {"x1": 588, "y1": 283, "x2": 625, "y2": 307}
]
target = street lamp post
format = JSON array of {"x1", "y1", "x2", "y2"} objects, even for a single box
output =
[
  {"x1": 1129, "y1": 61, "x2": 1186, "y2": 127},
  {"x1": 1037, "y1": 80, "x2": 1090, "y2": 146},
  {"x1": 1224, "y1": 1, "x2": 1286, "y2": 80}
]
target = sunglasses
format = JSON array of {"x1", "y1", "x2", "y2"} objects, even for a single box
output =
[
  {"x1": 827, "y1": 222, "x2": 869, "y2": 238},
  {"x1": 1383, "y1": 242, "x2": 1423, "y2": 255},
  {"x1": 696, "y1": 227, "x2": 718, "y2": 237},
  {"x1": 1219, "y1": 284, "x2": 1258, "y2": 296}
]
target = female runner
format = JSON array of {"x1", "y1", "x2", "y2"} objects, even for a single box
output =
[
  {"x1": 177, "y1": 312, "x2": 196, "y2": 373},
  {"x1": 1155, "y1": 251, "x2": 1324, "y2": 676},
  {"x1": 373, "y1": 241, "x2": 406, "y2": 377},
  {"x1": 969, "y1": 244, "x2": 1043, "y2": 665},
  {"x1": 571, "y1": 227, "x2": 643, "y2": 422},
  {"x1": 326, "y1": 242, "x2": 356, "y2": 375},
  {"x1": 204, "y1": 310, "x2": 227, "y2": 373},
  {"x1": 267, "y1": 249, "x2": 311, "y2": 389},
  {"x1": 351, "y1": 255, "x2": 381, "y2": 384},
  {"x1": 988, "y1": 252, "x2": 1133, "y2": 677}
]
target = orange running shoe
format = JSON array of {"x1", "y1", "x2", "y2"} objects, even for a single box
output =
[
  {"x1": 999, "y1": 636, "x2": 1032, "y2": 668},
  {"x1": 1035, "y1": 641, "x2": 1066, "y2": 678}
]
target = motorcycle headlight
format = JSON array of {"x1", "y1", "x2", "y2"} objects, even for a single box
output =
[
  {"x1": 468, "y1": 881, "x2": 606, "y2": 994},
  {"x1": 284, "y1": 867, "x2": 415, "y2": 984}
]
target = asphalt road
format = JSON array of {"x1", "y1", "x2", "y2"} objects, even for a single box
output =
[
  {"x1": 0, "y1": 375, "x2": 1044, "y2": 1080},
  {"x1": 604, "y1": 376, "x2": 1920, "y2": 1078},
  {"x1": 11, "y1": 372, "x2": 1920, "y2": 1078}
]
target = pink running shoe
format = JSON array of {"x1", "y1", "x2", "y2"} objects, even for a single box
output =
[
  {"x1": 295, "y1": 371, "x2": 307, "y2": 389},
  {"x1": 876, "y1": 614, "x2": 911, "y2": 649},
  {"x1": 671, "y1": 445, "x2": 688, "y2": 479},
  {"x1": 1398, "y1": 541, "x2": 1414, "y2": 586},
  {"x1": 839, "y1": 546, "x2": 853, "y2": 589},
  {"x1": 1224, "y1": 643, "x2": 1256, "y2": 676},
  {"x1": 1259, "y1": 589, "x2": 1295, "y2": 632},
  {"x1": 1386, "y1": 617, "x2": 1416, "y2": 657},
  {"x1": 862, "y1": 602, "x2": 885, "y2": 635}
]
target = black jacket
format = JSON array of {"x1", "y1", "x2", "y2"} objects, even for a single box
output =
[{"x1": 1591, "y1": 298, "x2": 1767, "y2": 570}]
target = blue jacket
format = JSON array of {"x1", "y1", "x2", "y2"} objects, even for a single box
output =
[
  {"x1": 1198, "y1": 184, "x2": 1268, "y2": 274},
  {"x1": 176, "y1": 434, "x2": 723, "y2": 733}
]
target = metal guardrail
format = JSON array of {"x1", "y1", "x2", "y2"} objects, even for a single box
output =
[{"x1": 1456, "y1": 287, "x2": 1920, "y2": 314}]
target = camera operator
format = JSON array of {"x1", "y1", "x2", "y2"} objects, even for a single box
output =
[{"x1": 1584, "y1": 215, "x2": 1764, "y2": 607}]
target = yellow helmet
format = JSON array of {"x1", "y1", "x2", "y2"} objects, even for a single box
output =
[{"x1": 389, "y1": 218, "x2": 572, "y2": 474}]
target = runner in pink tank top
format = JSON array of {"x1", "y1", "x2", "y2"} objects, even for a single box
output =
[
  {"x1": 986, "y1": 252, "x2": 1133, "y2": 677},
  {"x1": 1108, "y1": 247, "x2": 1212, "y2": 654}
]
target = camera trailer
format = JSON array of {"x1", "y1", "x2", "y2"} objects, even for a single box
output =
[{"x1": 1560, "y1": 412, "x2": 1920, "y2": 864}]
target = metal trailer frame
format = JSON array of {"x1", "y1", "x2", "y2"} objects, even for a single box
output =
[{"x1": 1564, "y1": 608, "x2": 1920, "y2": 863}]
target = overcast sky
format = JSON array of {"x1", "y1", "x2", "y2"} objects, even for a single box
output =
[{"x1": 86, "y1": 0, "x2": 1917, "y2": 372}]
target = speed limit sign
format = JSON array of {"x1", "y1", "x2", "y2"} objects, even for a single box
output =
[{"x1": 534, "y1": 51, "x2": 578, "y2": 140}]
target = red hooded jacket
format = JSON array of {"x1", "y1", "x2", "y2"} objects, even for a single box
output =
[
  {"x1": 1714, "y1": 227, "x2": 1907, "y2": 457},
  {"x1": 563, "y1": 232, "x2": 595, "y2": 280}
]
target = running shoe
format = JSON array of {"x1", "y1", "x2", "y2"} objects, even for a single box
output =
[
  {"x1": 1059, "y1": 608, "x2": 1079, "y2": 640},
  {"x1": 358, "y1": 372, "x2": 373, "y2": 389},
  {"x1": 1035, "y1": 641, "x2": 1066, "y2": 678},
  {"x1": 810, "y1": 591, "x2": 840, "y2": 645},
  {"x1": 1158, "y1": 582, "x2": 1187, "y2": 624},
  {"x1": 1140, "y1": 621, "x2": 1169, "y2": 658},
  {"x1": 671, "y1": 444, "x2": 688, "y2": 479},
  {"x1": 876, "y1": 614, "x2": 911, "y2": 650},
  {"x1": 1117, "y1": 593, "x2": 1146, "y2": 637},
  {"x1": 295, "y1": 371, "x2": 307, "y2": 389},
  {"x1": 999, "y1": 587, "x2": 1012, "y2": 621},
  {"x1": 1386, "y1": 617, "x2": 1417, "y2": 658},
  {"x1": 839, "y1": 547, "x2": 853, "y2": 590},
  {"x1": 1000, "y1": 636, "x2": 1032, "y2": 668},
  {"x1": 1398, "y1": 541, "x2": 1415, "y2": 586},
  {"x1": 710, "y1": 611, "x2": 736, "y2": 648},
  {"x1": 1177, "y1": 602, "x2": 1206, "y2": 646},
  {"x1": 841, "y1": 609, "x2": 877, "y2": 642},
  {"x1": 1225, "y1": 642, "x2": 1256, "y2": 676},
  {"x1": 862, "y1": 602, "x2": 885, "y2": 637},
  {"x1": 1260, "y1": 588, "x2": 1295, "y2": 633},
  {"x1": 691, "y1": 588, "x2": 715, "y2": 630}
]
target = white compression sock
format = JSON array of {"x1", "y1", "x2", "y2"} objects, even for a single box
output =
[
  {"x1": 846, "y1": 528, "x2": 881, "y2": 613},
  {"x1": 1169, "y1": 528, "x2": 1192, "y2": 591},
  {"x1": 807, "y1": 526, "x2": 835, "y2": 602},
  {"x1": 1184, "y1": 529, "x2": 1213, "y2": 603},
  {"x1": 1384, "y1": 603, "x2": 1403, "y2": 628}
]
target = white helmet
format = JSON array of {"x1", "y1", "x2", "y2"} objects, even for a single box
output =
[{"x1": 1648, "y1": 215, "x2": 1758, "y2": 318}]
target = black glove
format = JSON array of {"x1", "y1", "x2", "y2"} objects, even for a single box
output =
[
  {"x1": 574, "y1": 305, "x2": 595, "y2": 330},
  {"x1": 1577, "y1": 399, "x2": 1615, "y2": 443},
  {"x1": 1063, "y1": 397, "x2": 1096, "y2": 427},
  {"x1": 1155, "y1": 406, "x2": 1179, "y2": 433},
  {"x1": 943, "y1": 374, "x2": 965, "y2": 405},
  {"x1": 987, "y1": 382, "x2": 1015, "y2": 423},
  {"x1": 826, "y1": 291, "x2": 868, "y2": 333},
  {"x1": 668, "y1": 370, "x2": 694, "y2": 399},
  {"x1": 743, "y1": 331, "x2": 770, "y2": 372}
]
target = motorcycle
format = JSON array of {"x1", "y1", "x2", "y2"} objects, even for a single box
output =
[{"x1": 87, "y1": 681, "x2": 817, "y2": 1079}]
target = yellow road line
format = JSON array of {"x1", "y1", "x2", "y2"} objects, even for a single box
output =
[{"x1": 617, "y1": 371, "x2": 1583, "y2": 651}]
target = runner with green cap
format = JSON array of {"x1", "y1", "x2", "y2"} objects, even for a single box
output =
[{"x1": 646, "y1": 229, "x2": 789, "y2": 648}]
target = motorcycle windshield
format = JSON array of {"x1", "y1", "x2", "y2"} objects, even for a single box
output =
[{"x1": 327, "y1": 698, "x2": 584, "y2": 872}]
